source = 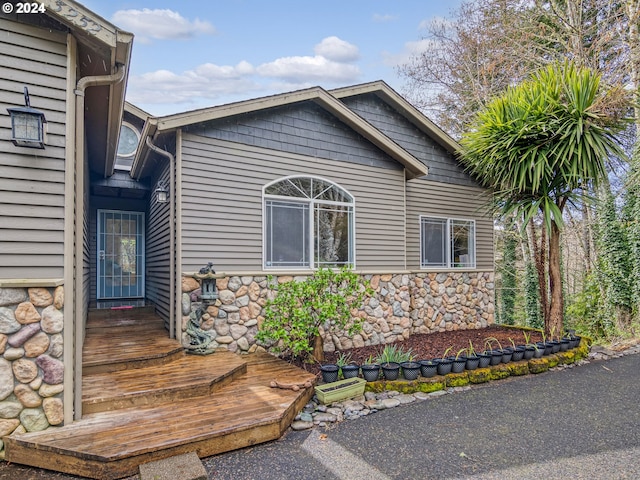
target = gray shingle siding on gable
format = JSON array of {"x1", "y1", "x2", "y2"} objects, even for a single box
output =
[
  {"x1": 183, "y1": 101, "x2": 402, "y2": 170},
  {"x1": 340, "y1": 94, "x2": 478, "y2": 187}
]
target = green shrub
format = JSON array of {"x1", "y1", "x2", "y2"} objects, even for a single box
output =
[{"x1": 256, "y1": 267, "x2": 372, "y2": 361}]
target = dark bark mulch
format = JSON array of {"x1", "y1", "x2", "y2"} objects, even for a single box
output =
[{"x1": 290, "y1": 325, "x2": 544, "y2": 375}]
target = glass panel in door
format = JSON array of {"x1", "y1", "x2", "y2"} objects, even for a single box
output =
[{"x1": 97, "y1": 210, "x2": 145, "y2": 299}]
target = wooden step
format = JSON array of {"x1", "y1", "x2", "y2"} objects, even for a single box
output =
[
  {"x1": 82, "y1": 351, "x2": 247, "y2": 414},
  {"x1": 4, "y1": 353, "x2": 317, "y2": 480},
  {"x1": 87, "y1": 305, "x2": 156, "y2": 324},
  {"x1": 82, "y1": 329, "x2": 184, "y2": 375}
]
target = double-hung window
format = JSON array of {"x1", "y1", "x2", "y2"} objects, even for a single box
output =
[
  {"x1": 420, "y1": 216, "x2": 476, "y2": 268},
  {"x1": 264, "y1": 176, "x2": 354, "y2": 269}
]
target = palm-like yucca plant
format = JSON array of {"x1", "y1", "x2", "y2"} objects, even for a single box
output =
[{"x1": 460, "y1": 61, "x2": 629, "y2": 336}]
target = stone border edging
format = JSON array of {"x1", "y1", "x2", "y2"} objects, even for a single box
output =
[{"x1": 363, "y1": 341, "x2": 590, "y2": 395}]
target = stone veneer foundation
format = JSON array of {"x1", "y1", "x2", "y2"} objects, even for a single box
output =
[
  {"x1": 181, "y1": 271, "x2": 495, "y2": 354},
  {"x1": 0, "y1": 287, "x2": 65, "y2": 458}
]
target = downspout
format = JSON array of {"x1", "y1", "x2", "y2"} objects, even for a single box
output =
[
  {"x1": 145, "y1": 137, "x2": 176, "y2": 339},
  {"x1": 72, "y1": 64, "x2": 125, "y2": 420}
]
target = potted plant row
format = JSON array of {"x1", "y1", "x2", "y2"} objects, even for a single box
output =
[{"x1": 319, "y1": 330, "x2": 582, "y2": 384}]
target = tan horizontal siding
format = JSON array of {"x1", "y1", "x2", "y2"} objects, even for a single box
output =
[
  {"x1": 180, "y1": 134, "x2": 406, "y2": 272},
  {"x1": 406, "y1": 178, "x2": 494, "y2": 270},
  {"x1": 0, "y1": 18, "x2": 67, "y2": 280}
]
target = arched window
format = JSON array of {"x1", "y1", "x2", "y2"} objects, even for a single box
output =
[{"x1": 263, "y1": 176, "x2": 355, "y2": 269}]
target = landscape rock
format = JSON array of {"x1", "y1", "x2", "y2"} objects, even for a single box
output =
[
  {"x1": 0, "y1": 359, "x2": 14, "y2": 401},
  {"x1": 28, "y1": 288, "x2": 53, "y2": 308},
  {"x1": 35, "y1": 355, "x2": 64, "y2": 385},
  {"x1": 0, "y1": 289, "x2": 27, "y2": 307},
  {"x1": 14, "y1": 302, "x2": 41, "y2": 324},
  {"x1": 14, "y1": 384, "x2": 42, "y2": 408},
  {"x1": 19, "y1": 408, "x2": 49, "y2": 432},
  {"x1": 12, "y1": 358, "x2": 38, "y2": 383},
  {"x1": 42, "y1": 397, "x2": 64, "y2": 425},
  {"x1": 40, "y1": 306, "x2": 63, "y2": 334},
  {"x1": 0, "y1": 308, "x2": 21, "y2": 335},
  {"x1": 8, "y1": 323, "x2": 41, "y2": 348}
]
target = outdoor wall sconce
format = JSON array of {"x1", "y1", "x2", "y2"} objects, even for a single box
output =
[
  {"x1": 6, "y1": 87, "x2": 47, "y2": 149},
  {"x1": 155, "y1": 181, "x2": 169, "y2": 204}
]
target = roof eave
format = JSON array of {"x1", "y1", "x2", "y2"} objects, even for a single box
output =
[
  {"x1": 330, "y1": 81, "x2": 461, "y2": 155},
  {"x1": 154, "y1": 87, "x2": 427, "y2": 179}
]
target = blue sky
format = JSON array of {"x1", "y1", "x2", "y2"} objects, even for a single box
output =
[{"x1": 86, "y1": 1, "x2": 462, "y2": 116}]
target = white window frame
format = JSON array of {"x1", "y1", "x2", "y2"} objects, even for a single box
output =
[
  {"x1": 262, "y1": 175, "x2": 356, "y2": 270},
  {"x1": 419, "y1": 215, "x2": 476, "y2": 269}
]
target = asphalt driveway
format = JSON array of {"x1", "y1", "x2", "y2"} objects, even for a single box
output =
[
  {"x1": 2, "y1": 350, "x2": 639, "y2": 479},
  {"x1": 204, "y1": 352, "x2": 640, "y2": 480}
]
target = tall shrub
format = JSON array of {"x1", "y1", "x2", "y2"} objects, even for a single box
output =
[{"x1": 256, "y1": 267, "x2": 372, "y2": 361}]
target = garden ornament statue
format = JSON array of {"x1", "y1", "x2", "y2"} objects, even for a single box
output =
[{"x1": 185, "y1": 261, "x2": 219, "y2": 355}]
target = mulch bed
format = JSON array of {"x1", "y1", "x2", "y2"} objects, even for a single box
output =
[{"x1": 290, "y1": 325, "x2": 544, "y2": 375}]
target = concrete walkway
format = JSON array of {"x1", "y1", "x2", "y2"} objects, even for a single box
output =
[
  {"x1": 203, "y1": 352, "x2": 640, "y2": 480},
  {"x1": 1, "y1": 350, "x2": 638, "y2": 479}
]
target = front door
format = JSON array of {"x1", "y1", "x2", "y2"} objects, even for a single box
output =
[{"x1": 97, "y1": 210, "x2": 145, "y2": 299}]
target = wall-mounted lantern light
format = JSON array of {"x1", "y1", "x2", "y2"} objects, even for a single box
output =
[
  {"x1": 155, "y1": 181, "x2": 169, "y2": 204},
  {"x1": 6, "y1": 87, "x2": 47, "y2": 149}
]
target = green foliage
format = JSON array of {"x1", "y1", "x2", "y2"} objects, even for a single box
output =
[
  {"x1": 375, "y1": 344, "x2": 414, "y2": 364},
  {"x1": 597, "y1": 188, "x2": 633, "y2": 319},
  {"x1": 460, "y1": 61, "x2": 628, "y2": 334},
  {"x1": 497, "y1": 226, "x2": 517, "y2": 325},
  {"x1": 524, "y1": 261, "x2": 542, "y2": 328},
  {"x1": 460, "y1": 61, "x2": 627, "y2": 232},
  {"x1": 255, "y1": 267, "x2": 372, "y2": 361},
  {"x1": 565, "y1": 273, "x2": 618, "y2": 341},
  {"x1": 622, "y1": 153, "x2": 640, "y2": 315}
]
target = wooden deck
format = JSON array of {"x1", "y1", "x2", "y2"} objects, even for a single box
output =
[{"x1": 4, "y1": 308, "x2": 317, "y2": 479}]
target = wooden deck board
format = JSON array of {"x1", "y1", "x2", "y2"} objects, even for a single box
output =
[{"x1": 4, "y1": 308, "x2": 317, "y2": 480}]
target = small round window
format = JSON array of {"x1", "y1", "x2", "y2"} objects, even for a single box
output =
[{"x1": 117, "y1": 122, "x2": 140, "y2": 158}]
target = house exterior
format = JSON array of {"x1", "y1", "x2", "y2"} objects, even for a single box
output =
[
  {"x1": 0, "y1": 0, "x2": 132, "y2": 433},
  {"x1": 0, "y1": 0, "x2": 493, "y2": 444},
  {"x1": 132, "y1": 81, "x2": 495, "y2": 354}
]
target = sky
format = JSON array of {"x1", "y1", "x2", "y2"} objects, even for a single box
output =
[{"x1": 85, "y1": 1, "x2": 462, "y2": 116}]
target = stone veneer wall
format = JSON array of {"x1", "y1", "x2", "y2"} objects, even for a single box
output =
[
  {"x1": 181, "y1": 272, "x2": 495, "y2": 354},
  {"x1": 0, "y1": 287, "x2": 64, "y2": 458}
]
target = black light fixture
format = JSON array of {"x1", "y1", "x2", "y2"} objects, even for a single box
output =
[
  {"x1": 7, "y1": 87, "x2": 47, "y2": 149},
  {"x1": 155, "y1": 181, "x2": 169, "y2": 203}
]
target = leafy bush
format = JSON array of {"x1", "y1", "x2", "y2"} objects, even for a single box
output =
[
  {"x1": 256, "y1": 267, "x2": 372, "y2": 361},
  {"x1": 375, "y1": 344, "x2": 414, "y2": 364}
]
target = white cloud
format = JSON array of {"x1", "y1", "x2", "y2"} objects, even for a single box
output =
[
  {"x1": 313, "y1": 36, "x2": 359, "y2": 62},
  {"x1": 381, "y1": 38, "x2": 439, "y2": 67},
  {"x1": 373, "y1": 13, "x2": 398, "y2": 23},
  {"x1": 257, "y1": 56, "x2": 360, "y2": 83},
  {"x1": 112, "y1": 8, "x2": 216, "y2": 43},
  {"x1": 126, "y1": 37, "x2": 362, "y2": 113},
  {"x1": 126, "y1": 62, "x2": 261, "y2": 106}
]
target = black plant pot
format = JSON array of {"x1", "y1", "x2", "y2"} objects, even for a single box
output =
[
  {"x1": 419, "y1": 360, "x2": 438, "y2": 378},
  {"x1": 523, "y1": 346, "x2": 536, "y2": 360},
  {"x1": 512, "y1": 346, "x2": 525, "y2": 362},
  {"x1": 477, "y1": 352, "x2": 491, "y2": 368},
  {"x1": 550, "y1": 340, "x2": 561, "y2": 354},
  {"x1": 451, "y1": 357, "x2": 466, "y2": 373},
  {"x1": 560, "y1": 338, "x2": 571, "y2": 352},
  {"x1": 571, "y1": 336, "x2": 582, "y2": 349},
  {"x1": 489, "y1": 350, "x2": 503, "y2": 366},
  {"x1": 401, "y1": 362, "x2": 421, "y2": 380},
  {"x1": 436, "y1": 358, "x2": 453, "y2": 375},
  {"x1": 361, "y1": 364, "x2": 380, "y2": 382},
  {"x1": 533, "y1": 344, "x2": 545, "y2": 358},
  {"x1": 465, "y1": 355, "x2": 480, "y2": 370},
  {"x1": 541, "y1": 342, "x2": 553, "y2": 356},
  {"x1": 501, "y1": 348, "x2": 513, "y2": 364},
  {"x1": 320, "y1": 364, "x2": 339, "y2": 383},
  {"x1": 341, "y1": 364, "x2": 360, "y2": 379},
  {"x1": 381, "y1": 362, "x2": 401, "y2": 380}
]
